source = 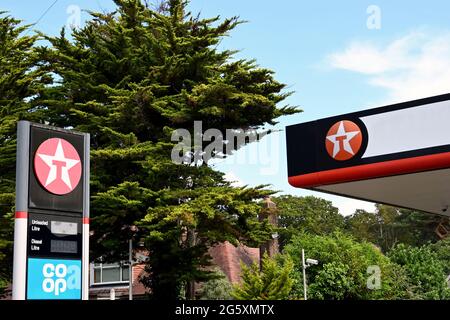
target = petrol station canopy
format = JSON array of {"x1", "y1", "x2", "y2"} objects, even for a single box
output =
[{"x1": 286, "y1": 93, "x2": 450, "y2": 215}]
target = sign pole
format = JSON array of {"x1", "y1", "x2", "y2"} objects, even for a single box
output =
[
  {"x1": 12, "y1": 121, "x2": 30, "y2": 300},
  {"x1": 82, "y1": 133, "x2": 90, "y2": 300}
]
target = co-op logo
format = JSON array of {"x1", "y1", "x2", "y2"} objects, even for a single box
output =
[
  {"x1": 42, "y1": 263, "x2": 81, "y2": 296},
  {"x1": 27, "y1": 258, "x2": 81, "y2": 299}
]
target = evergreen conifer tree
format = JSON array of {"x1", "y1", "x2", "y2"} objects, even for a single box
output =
[
  {"x1": 36, "y1": 0, "x2": 298, "y2": 299},
  {"x1": 0, "y1": 13, "x2": 49, "y2": 294}
]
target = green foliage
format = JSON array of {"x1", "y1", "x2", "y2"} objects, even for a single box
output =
[
  {"x1": 345, "y1": 205, "x2": 441, "y2": 252},
  {"x1": 198, "y1": 268, "x2": 233, "y2": 300},
  {"x1": 388, "y1": 243, "x2": 450, "y2": 299},
  {"x1": 33, "y1": 0, "x2": 298, "y2": 300},
  {"x1": 284, "y1": 231, "x2": 408, "y2": 300},
  {"x1": 231, "y1": 253, "x2": 294, "y2": 300},
  {"x1": 389, "y1": 208, "x2": 441, "y2": 247},
  {"x1": 344, "y1": 209, "x2": 380, "y2": 244},
  {"x1": 429, "y1": 237, "x2": 450, "y2": 275},
  {"x1": 272, "y1": 195, "x2": 344, "y2": 249},
  {"x1": 309, "y1": 262, "x2": 354, "y2": 300}
]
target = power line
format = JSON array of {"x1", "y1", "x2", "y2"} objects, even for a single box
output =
[
  {"x1": 96, "y1": 0, "x2": 108, "y2": 14},
  {"x1": 23, "y1": 0, "x2": 59, "y2": 36},
  {"x1": 31, "y1": 0, "x2": 60, "y2": 28}
]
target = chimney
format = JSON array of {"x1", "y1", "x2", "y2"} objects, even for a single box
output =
[{"x1": 259, "y1": 196, "x2": 279, "y2": 269}]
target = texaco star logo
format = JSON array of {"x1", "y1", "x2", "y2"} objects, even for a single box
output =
[
  {"x1": 325, "y1": 120, "x2": 363, "y2": 161},
  {"x1": 34, "y1": 138, "x2": 82, "y2": 195}
]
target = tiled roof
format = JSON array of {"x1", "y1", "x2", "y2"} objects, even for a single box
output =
[{"x1": 209, "y1": 242, "x2": 260, "y2": 284}]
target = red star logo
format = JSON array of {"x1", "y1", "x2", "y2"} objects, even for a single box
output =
[
  {"x1": 34, "y1": 138, "x2": 82, "y2": 195},
  {"x1": 325, "y1": 120, "x2": 362, "y2": 161}
]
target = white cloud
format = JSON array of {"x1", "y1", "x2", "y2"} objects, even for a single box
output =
[
  {"x1": 223, "y1": 171, "x2": 245, "y2": 187},
  {"x1": 328, "y1": 42, "x2": 392, "y2": 74},
  {"x1": 328, "y1": 30, "x2": 450, "y2": 103}
]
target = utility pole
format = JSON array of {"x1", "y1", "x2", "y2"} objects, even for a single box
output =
[{"x1": 129, "y1": 239, "x2": 133, "y2": 301}]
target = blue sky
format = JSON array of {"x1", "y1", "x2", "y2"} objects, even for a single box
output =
[{"x1": 4, "y1": 0, "x2": 450, "y2": 215}]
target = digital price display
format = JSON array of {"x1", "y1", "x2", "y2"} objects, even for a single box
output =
[
  {"x1": 51, "y1": 240, "x2": 78, "y2": 253},
  {"x1": 51, "y1": 221, "x2": 78, "y2": 235},
  {"x1": 27, "y1": 213, "x2": 82, "y2": 259}
]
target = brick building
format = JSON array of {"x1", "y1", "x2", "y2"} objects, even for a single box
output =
[
  {"x1": 88, "y1": 242, "x2": 261, "y2": 300},
  {"x1": 89, "y1": 197, "x2": 278, "y2": 299}
]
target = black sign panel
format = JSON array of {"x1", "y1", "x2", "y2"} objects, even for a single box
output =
[
  {"x1": 28, "y1": 125, "x2": 84, "y2": 214},
  {"x1": 27, "y1": 212, "x2": 82, "y2": 259},
  {"x1": 286, "y1": 117, "x2": 368, "y2": 177},
  {"x1": 286, "y1": 93, "x2": 450, "y2": 178}
]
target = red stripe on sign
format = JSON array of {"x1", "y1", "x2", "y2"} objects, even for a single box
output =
[
  {"x1": 288, "y1": 151, "x2": 450, "y2": 188},
  {"x1": 83, "y1": 217, "x2": 90, "y2": 224},
  {"x1": 15, "y1": 211, "x2": 28, "y2": 219}
]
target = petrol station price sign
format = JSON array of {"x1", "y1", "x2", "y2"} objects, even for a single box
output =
[{"x1": 12, "y1": 121, "x2": 90, "y2": 300}]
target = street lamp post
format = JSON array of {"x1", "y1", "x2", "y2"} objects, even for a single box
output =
[
  {"x1": 301, "y1": 249, "x2": 318, "y2": 300},
  {"x1": 302, "y1": 249, "x2": 307, "y2": 300}
]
